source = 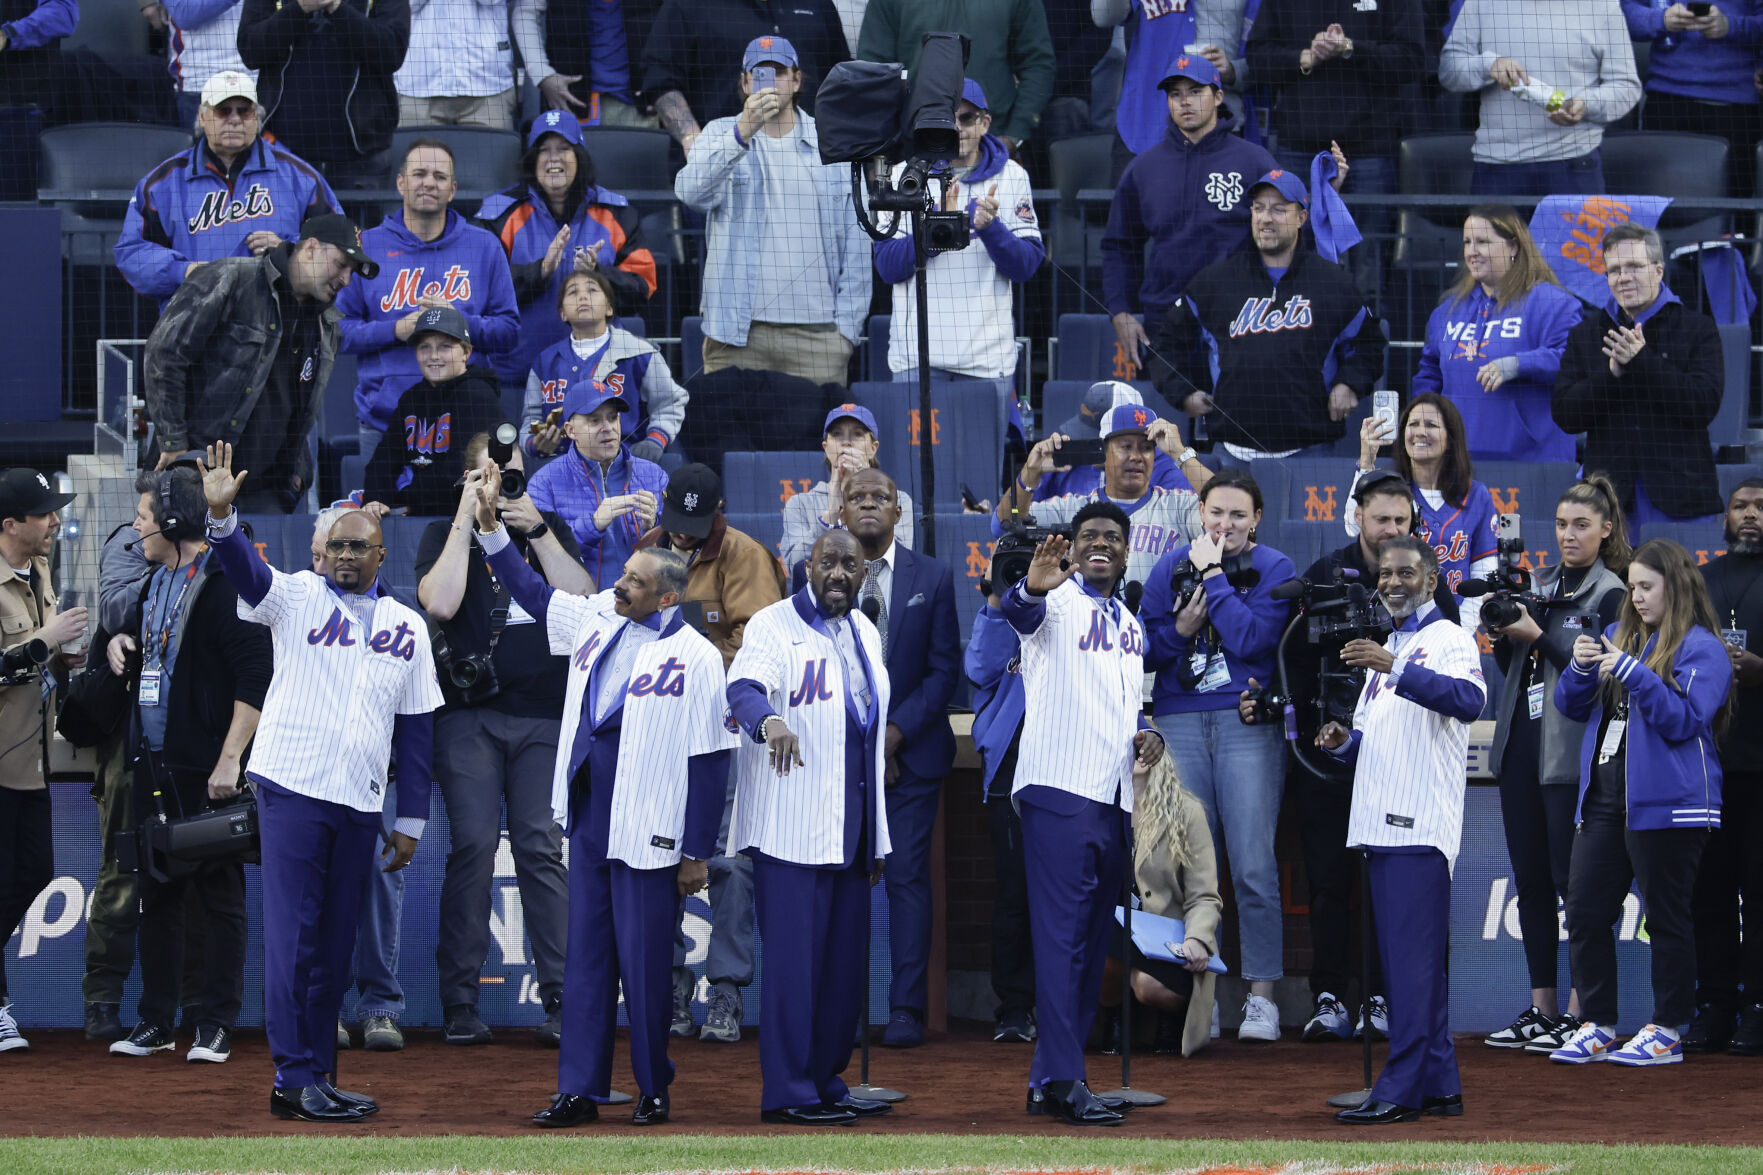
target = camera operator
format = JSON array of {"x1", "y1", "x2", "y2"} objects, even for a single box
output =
[
  {"x1": 415, "y1": 432, "x2": 591, "y2": 1048},
  {"x1": 1141, "y1": 469, "x2": 1294, "y2": 1044},
  {"x1": 0, "y1": 468, "x2": 86, "y2": 1052},
  {"x1": 1482, "y1": 476, "x2": 1630, "y2": 1055},
  {"x1": 105, "y1": 467, "x2": 271, "y2": 1064},
  {"x1": 1246, "y1": 471, "x2": 1454, "y2": 1044},
  {"x1": 1316, "y1": 536, "x2": 1485, "y2": 1124}
]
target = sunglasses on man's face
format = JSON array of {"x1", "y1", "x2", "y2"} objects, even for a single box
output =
[
  {"x1": 957, "y1": 111, "x2": 986, "y2": 127},
  {"x1": 324, "y1": 539, "x2": 383, "y2": 557}
]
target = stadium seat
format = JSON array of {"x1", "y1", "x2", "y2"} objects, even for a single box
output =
[
  {"x1": 1719, "y1": 464, "x2": 1763, "y2": 502},
  {"x1": 1715, "y1": 322, "x2": 1752, "y2": 461},
  {"x1": 1391, "y1": 134, "x2": 1476, "y2": 338},
  {"x1": 1272, "y1": 456, "x2": 1352, "y2": 570},
  {"x1": 723, "y1": 450, "x2": 824, "y2": 514},
  {"x1": 932, "y1": 512, "x2": 1000, "y2": 645},
  {"x1": 850, "y1": 380, "x2": 1008, "y2": 509},
  {"x1": 724, "y1": 510, "x2": 785, "y2": 563},
  {"x1": 66, "y1": 0, "x2": 151, "y2": 54},
  {"x1": 39, "y1": 122, "x2": 194, "y2": 220},
  {"x1": 679, "y1": 316, "x2": 704, "y2": 382},
  {"x1": 1638, "y1": 518, "x2": 1729, "y2": 564},
  {"x1": 389, "y1": 126, "x2": 523, "y2": 195},
  {"x1": 1601, "y1": 132, "x2": 1730, "y2": 239},
  {"x1": 1046, "y1": 134, "x2": 1111, "y2": 273},
  {"x1": 866, "y1": 314, "x2": 892, "y2": 382},
  {"x1": 378, "y1": 514, "x2": 434, "y2": 610},
  {"x1": 1056, "y1": 313, "x2": 1143, "y2": 382},
  {"x1": 581, "y1": 128, "x2": 677, "y2": 197},
  {"x1": 237, "y1": 514, "x2": 291, "y2": 573},
  {"x1": 342, "y1": 453, "x2": 369, "y2": 499}
]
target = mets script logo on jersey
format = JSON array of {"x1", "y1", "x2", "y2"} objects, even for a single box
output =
[
  {"x1": 307, "y1": 610, "x2": 418, "y2": 661},
  {"x1": 1417, "y1": 522, "x2": 1470, "y2": 575},
  {"x1": 1138, "y1": 0, "x2": 1188, "y2": 16},
  {"x1": 379, "y1": 266, "x2": 473, "y2": 313},
  {"x1": 403, "y1": 412, "x2": 453, "y2": 455},
  {"x1": 629, "y1": 657, "x2": 687, "y2": 698},
  {"x1": 1230, "y1": 294, "x2": 1314, "y2": 337},
  {"x1": 1205, "y1": 171, "x2": 1243, "y2": 212},
  {"x1": 541, "y1": 371, "x2": 623, "y2": 407},
  {"x1": 574, "y1": 630, "x2": 604, "y2": 671},
  {"x1": 186, "y1": 183, "x2": 274, "y2": 234},
  {"x1": 789, "y1": 659, "x2": 836, "y2": 707}
]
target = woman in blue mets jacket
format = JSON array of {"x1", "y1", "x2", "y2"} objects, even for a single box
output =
[{"x1": 1550, "y1": 537, "x2": 1733, "y2": 1069}]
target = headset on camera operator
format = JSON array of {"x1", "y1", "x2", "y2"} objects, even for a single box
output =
[
  {"x1": 1141, "y1": 468, "x2": 1294, "y2": 1044},
  {"x1": 415, "y1": 429, "x2": 591, "y2": 1047},
  {"x1": 102, "y1": 467, "x2": 271, "y2": 1063},
  {"x1": 1481, "y1": 475, "x2": 1630, "y2": 1054},
  {"x1": 1239, "y1": 468, "x2": 1452, "y2": 1044}
]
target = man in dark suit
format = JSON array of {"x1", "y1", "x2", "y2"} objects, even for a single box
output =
[{"x1": 840, "y1": 468, "x2": 959, "y2": 1047}]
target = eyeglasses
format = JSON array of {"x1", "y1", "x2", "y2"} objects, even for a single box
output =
[
  {"x1": 956, "y1": 111, "x2": 985, "y2": 126},
  {"x1": 211, "y1": 102, "x2": 256, "y2": 122},
  {"x1": 1606, "y1": 262, "x2": 1656, "y2": 277},
  {"x1": 324, "y1": 539, "x2": 383, "y2": 557}
]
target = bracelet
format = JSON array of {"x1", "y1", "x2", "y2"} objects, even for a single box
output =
[
  {"x1": 758, "y1": 715, "x2": 778, "y2": 742},
  {"x1": 1196, "y1": 564, "x2": 1222, "y2": 576},
  {"x1": 1015, "y1": 473, "x2": 1034, "y2": 494},
  {"x1": 732, "y1": 124, "x2": 748, "y2": 149}
]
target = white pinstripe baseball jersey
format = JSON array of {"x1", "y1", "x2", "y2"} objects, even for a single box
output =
[
  {"x1": 1022, "y1": 488, "x2": 1203, "y2": 593},
  {"x1": 236, "y1": 566, "x2": 444, "y2": 814},
  {"x1": 726, "y1": 595, "x2": 893, "y2": 866},
  {"x1": 1344, "y1": 609, "x2": 1485, "y2": 865},
  {"x1": 541, "y1": 586, "x2": 740, "y2": 869},
  {"x1": 1008, "y1": 577, "x2": 1144, "y2": 811}
]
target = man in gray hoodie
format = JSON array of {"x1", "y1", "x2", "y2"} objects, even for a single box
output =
[{"x1": 1441, "y1": 0, "x2": 1640, "y2": 196}]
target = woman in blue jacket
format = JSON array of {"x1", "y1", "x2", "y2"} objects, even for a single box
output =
[
  {"x1": 1412, "y1": 205, "x2": 1582, "y2": 463},
  {"x1": 1142, "y1": 468, "x2": 1294, "y2": 1044},
  {"x1": 1551, "y1": 538, "x2": 1734, "y2": 1068}
]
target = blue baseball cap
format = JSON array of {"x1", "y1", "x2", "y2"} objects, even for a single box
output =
[
  {"x1": 961, "y1": 78, "x2": 989, "y2": 111},
  {"x1": 1249, "y1": 168, "x2": 1309, "y2": 209},
  {"x1": 744, "y1": 35, "x2": 799, "y2": 71},
  {"x1": 528, "y1": 108, "x2": 583, "y2": 148},
  {"x1": 1099, "y1": 402, "x2": 1159, "y2": 441},
  {"x1": 1058, "y1": 380, "x2": 1139, "y2": 439},
  {"x1": 562, "y1": 382, "x2": 630, "y2": 421},
  {"x1": 1158, "y1": 54, "x2": 1222, "y2": 91},
  {"x1": 823, "y1": 403, "x2": 878, "y2": 436}
]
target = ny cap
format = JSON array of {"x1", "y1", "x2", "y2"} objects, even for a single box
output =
[{"x1": 661, "y1": 463, "x2": 722, "y2": 539}]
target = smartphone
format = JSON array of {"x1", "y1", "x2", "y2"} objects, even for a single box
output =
[
  {"x1": 750, "y1": 65, "x2": 776, "y2": 92},
  {"x1": 1058, "y1": 438, "x2": 1108, "y2": 468},
  {"x1": 1688, "y1": 1, "x2": 1712, "y2": 15},
  {"x1": 1371, "y1": 389, "x2": 1400, "y2": 440},
  {"x1": 960, "y1": 482, "x2": 982, "y2": 512},
  {"x1": 1495, "y1": 512, "x2": 1522, "y2": 545}
]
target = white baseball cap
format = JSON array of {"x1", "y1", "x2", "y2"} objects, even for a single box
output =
[{"x1": 201, "y1": 70, "x2": 257, "y2": 108}]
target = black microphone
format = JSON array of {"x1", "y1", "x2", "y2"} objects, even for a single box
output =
[
  {"x1": 860, "y1": 596, "x2": 882, "y2": 625},
  {"x1": 122, "y1": 529, "x2": 163, "y2": 551},
  {"x1": 1270, "y1": 577, "x2": 1307, "y2": 602},
  {"x1": 1457, "y1": 578, "x2": 1498, "y2": 598},
  {"x1": 1123, "y1": 580, "x2": 1144, "y2": 615}
]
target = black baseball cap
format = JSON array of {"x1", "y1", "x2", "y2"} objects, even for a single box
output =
[
  {"x1": 0, "y1": 468, "x2": 75, "y2": 517},
  {"x1": 411, "y1": 304, "x2": 470, "y2": 345},
  {"x1": 1353, "y1": 468, "x2": 1410, "y2": 504},
  {"x1": 661, "y1": 463, "x2": 722, "y2": 539},
  {"x1": 299, "y1": 213, "x2": 380, "y2": 279}
]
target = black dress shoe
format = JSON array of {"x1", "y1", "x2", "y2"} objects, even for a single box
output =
[
  {"x1": 270, "y1": 1084, "x2": 364, "y2": 1123},
  {"x1": 316, "y1": 1080, "x2": 380, "y2": 1115},
  {"x1": 631, "y1": 1093, "x2": 670, "y2": 1126},
  {"x1": 1422, "y1": 1093, "x2": 1464, "y2": 1117},
  {"x1": 533, "y1": 1093, "x2": 599, "y2": 1128},
  {"x1": 760, "y1": 1104, "x2": 857, "y2": 1126},
  {"x1": 1336, "y1": 1098, "x2": 1422, "y2": 1125},
  {"x1": 827, "y1": 1095, "x2": 893, "y2": 1116},
  {"x1": 1034, "y1": 1081, "x2": 1125, "y2": 1126},
  {"x1": 84, "y1": 1002, "x2": 124, "y2": 1042}
]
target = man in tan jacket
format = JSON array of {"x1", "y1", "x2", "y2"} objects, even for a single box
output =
[
  {"x1": 638, "y1": 462, "x2": 787, "y2": 1044},
  {"x1": 0, "y1": 468, "x2": 88, "y2": 1052}
]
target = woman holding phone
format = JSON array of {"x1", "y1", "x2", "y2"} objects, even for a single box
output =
[
  {"x1": 1482, "y1": 476, "x2": 1631, "y2": 1055},
  {"x1": 1348, "y1": 392, "x2": 1499, "y2": 630},
  {"x1": 1410, "y1": 204, "x2": 1582, "y2": 462},
  {"x1": 1141, "y1": 469, "x2": 1295, "y2": 1043},
  {"x1": 1550, "y1": 538, "x2": 1734, "y2": 1067}
]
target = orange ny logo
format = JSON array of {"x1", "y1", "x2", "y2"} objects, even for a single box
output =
[
  {"x1": 777, "y1": 478, "x2": 813, "y2": 505},
  {"x1": 1517, "y1": 549, "x2": 1552, "y2": 573},
  {"x1": 254, "y1": 541, "x2": 271, "y2": 564},
  {"x1": 1303, "y1": 485, "x2": 1337, "y2": 522},
  {"x1": 1111, "y1": 341, "x2": 1139, "y2": 381},
  {"x1": 965, "y1": 540, "x2": 996, "y2": 578},
  {"x1": 1489, "y1": 486, "x2": 1520, "y2": 514},
  {"x1": 907, "y1": 408, "x2": 943, "y2": 447}
]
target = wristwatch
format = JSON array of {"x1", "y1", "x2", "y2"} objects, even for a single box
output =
[
  {"x1": 1175, "y1": 446, "x2": 1198, "y2": 465},
  {"x1": 525, "y1": 519, "x2": 550, "y2": 541}
]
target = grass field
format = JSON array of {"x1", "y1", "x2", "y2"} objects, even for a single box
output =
[{"x1": 4, "y1": 1134, "x2": 1763, "y2": 1175}]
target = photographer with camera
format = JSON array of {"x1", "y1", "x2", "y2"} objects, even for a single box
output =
[
  {"x1": 415, "y1": 432, "x2": 591, "y2": 1048},
  {"x1": 1551, "y1": 538, "x2": 1733, "y2": 1068},
  {"x1": 1482, "y1": 476, "x2": 1630, "y2": 1055},
  {"x1": 0, "y1": 468, "x2": 86, "y2": 1053},
  {"x1": 104, "y1": 468, "x2": 271, "y2": 1065},
  {"x1": 1316, "y1": 536, "x2": 1485, "y2": 1124},
  {"x1": 1141, "y1": 468, "x2": 1294, "y2": 1043},
  {"x1": 993, "y1": 403, "x2": 1208, "y2": 591}
]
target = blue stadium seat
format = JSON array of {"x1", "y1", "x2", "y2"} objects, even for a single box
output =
[
  {"x1": 866, "y1": 314, "x2": 892, "y2": 382},
  {"x1": 389, "y1": 126, "x2": 522, "y2": 195},
  {"x1": 1272, "y1": 457, "x2": 1352, "y2": 570},
  {"x1": 679, "y1": 316, "x2": 704, "y2": 382},
  {"x1": 1719, "y1": 464, "x2": 1763, "y2": 502},
  {"x1": 1637, "y1": 519, "x2": 1729, "y2": 565},
  {"x1": 723, "y1": 450, "x2": 824, "y2": 514},
  {"x1": 579, "y1": 127, "x2": 677, "y2": 195},
  {"x1": 932, "y1": 513, "x2": 1001, "y2": 647},
  {"x1": 849, "y1": 380, "x2": 1008, "y2": 509},
  {"x1": 1715, "y1": 322, "x2": 1752, "y2": 460},
  {"x1": 342, "y1": 453, "x2": 369, "y2": 499},
  {"x1": 237, "y1": 514, "x2": 292, "y2": 574},
  {"x1": 724, "y1": 511, "x2": 785, "y2": 564},
  {"x1": 1056, "y1": 313, "x2": 1143, "y2": 382},
  {"x1": 378, "y1": 514, "x2": 437, "y2": 610}
]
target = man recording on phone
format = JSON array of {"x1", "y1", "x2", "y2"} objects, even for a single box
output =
[
  {"x1": 415, "y1": 430, "x2": 591, "y2": 1048},
  {"x1": 1314, "y1": 536, "x2": 1485, "y2": 1124}
]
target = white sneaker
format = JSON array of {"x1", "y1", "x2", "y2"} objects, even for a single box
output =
[
  {"x1": 0, "y1": 1002, "x2": 27, "y2": 1053},
  {"x1": 1238, "y1": 993, "x2": 1280, "y2": 1042}
]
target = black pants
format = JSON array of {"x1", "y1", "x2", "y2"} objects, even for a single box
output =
[
  {"x1": 1568, "y1": 790, "x2": 1708, "y2": 1027},
  {"x1": 136, "y1": 856, "x2": 248, "y2": 1032},
  {"x1": 1496, "y1": 715, "x2": 1580, "y2": 991},
  {"x1": 986, "y1": 736, "x2": 1035, "y2": 1021},
  {"x1": 1692, "y1": 771, "x2": 1763, "y2": 1009},
  {"x1": 0, "y1": 786, "x2": 53, "y2": 1001},
  {"x1": 1294, "y1": 766, "x2": 1383, "y2": 1000}
]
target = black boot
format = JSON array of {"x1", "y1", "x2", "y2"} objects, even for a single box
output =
[
  {"x1": 1150, "y1": 1009, "x2": 1184, "y2": 1055},
  {"x1": 1730, "y1": 1003, "x2": 1763, "y2": 1056}
]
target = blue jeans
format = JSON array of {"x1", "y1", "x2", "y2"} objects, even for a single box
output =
[
  {"x1": 1472, "y1": 150, "x2": 1605, "y2": 198},
  {"x1": 1154, "y1": 708, "x2": 1287, "y2": 982},
  {"x1": 350, "y1": 792, "x2": 405, "y2": 1020}
]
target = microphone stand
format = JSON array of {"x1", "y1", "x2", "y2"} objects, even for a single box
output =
[
  {"x1": 1096, "y1": 879, "x2": 1165, "y2": 1107},
  {"x1": 848, "y1": 898, "x2": 906, "y2": 1103}
]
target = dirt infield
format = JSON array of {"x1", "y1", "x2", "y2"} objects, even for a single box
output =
[{"x1": 9, "y1": 1023, "x2": 1763, "y2": 1144}]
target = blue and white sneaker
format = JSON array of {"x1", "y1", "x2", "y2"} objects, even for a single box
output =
[
  {"x1": 1608, "y1": 1023, "x2": 1684, "y2": 1067},
  {"x1": 1550, "y1": 1020, "x2": 1616, "y2": 1064}
]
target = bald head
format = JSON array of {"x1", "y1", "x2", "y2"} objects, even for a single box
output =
[
  {"x1": 841, "y1": 467, "x2": 901, "y2": 558},
  {"x1": 324, "y1": 509, "x2": 385, "y2": 593}
]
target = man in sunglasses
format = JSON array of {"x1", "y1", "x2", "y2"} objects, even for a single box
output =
[
  {"x1": 199, "y1": 442, "x2": 443, "y2": 1123},
  {"x1": 872, "y1": 78, "x2": 1043, "y2": 390}
]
